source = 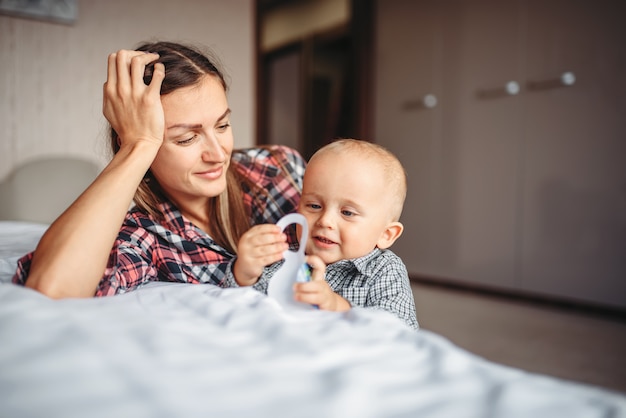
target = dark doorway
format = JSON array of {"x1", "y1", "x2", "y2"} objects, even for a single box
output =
[{"x1": 256, "y1": 0, "x2": 373, "y2": 160}]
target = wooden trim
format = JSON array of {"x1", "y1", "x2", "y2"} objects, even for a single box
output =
[
  {"x1": 254, "y1": 0, "x2": 263, "y2": 146},
  {"x1": 350, "y1": 0, "x2": 374, "y2": 140}
]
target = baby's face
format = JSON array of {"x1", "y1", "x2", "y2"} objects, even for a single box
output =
[{"x1": 298, "y1": 152, "x2": 393, "y2": 265}]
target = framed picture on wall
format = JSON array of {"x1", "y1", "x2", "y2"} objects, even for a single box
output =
[{"x1": 0, "y1": 0, "x2": 77, "y2": 25}]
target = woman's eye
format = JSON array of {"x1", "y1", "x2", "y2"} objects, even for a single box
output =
[
  {"x1": 217, "y1": 123, "x2": 231, "y2": 132},
  {"x1": 176, "y1": 135, "x2": 197, "y2": 145}
]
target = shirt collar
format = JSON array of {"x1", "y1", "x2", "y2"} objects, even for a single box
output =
[
  {"x1": 157, "y1": 200, "x2": 208, "y2": 241},
  {"x1": 331, "y1": 248, "x2": 382, "y2": 275}
]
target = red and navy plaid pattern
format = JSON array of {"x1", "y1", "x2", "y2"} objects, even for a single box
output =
[{"x1": 13, "y1": 146, "x2": 305, "y2": 297}]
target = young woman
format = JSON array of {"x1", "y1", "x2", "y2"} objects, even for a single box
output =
[{"x1": 13, "y1": 41, "x2": 304, "y2": 298}]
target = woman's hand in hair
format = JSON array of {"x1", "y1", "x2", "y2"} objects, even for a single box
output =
[{"x1": 103, "y1": 50, "x2": 165, "y2": 150}]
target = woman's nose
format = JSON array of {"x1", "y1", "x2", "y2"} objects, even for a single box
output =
[{"x1": 201, "y1": 135, "x2": 226, "y2": 162}]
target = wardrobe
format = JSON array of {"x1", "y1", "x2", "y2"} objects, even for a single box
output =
[{"x1": 374, "y1": 0, "x2": 626, "y2": 309}]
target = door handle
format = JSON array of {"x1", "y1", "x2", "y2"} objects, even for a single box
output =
[
  {"x1": 477, "y1": 81, "x2": 521, "y2": 99},
  {"x1": 528, "y1": 72, "x2": 576, "y2": 91},
  {"x1": 403, "y1": 94, "x2": 438, "y2": 110}
]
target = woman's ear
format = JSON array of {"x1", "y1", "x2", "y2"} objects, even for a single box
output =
[{"x1": 376, "y1": 221, "x2": 404, "y2": 249}]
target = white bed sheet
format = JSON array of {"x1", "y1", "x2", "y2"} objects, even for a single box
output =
[
  {"x1": 0, "y1": 220, "x2": 48, "y2": 258},
  {"x1": 1, "y1": 222, "x2": 625, "y2": 418}
]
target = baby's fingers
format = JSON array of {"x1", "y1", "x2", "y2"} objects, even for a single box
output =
[
  {"x1": 247, "y1": 224, "x2": 287, "y2": 247},
  {"x1": 305, "y1": 255, "x2": 326, "y2": 281}
]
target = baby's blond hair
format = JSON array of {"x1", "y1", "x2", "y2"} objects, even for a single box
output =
[{"x1": 309, "y1": 139, "x2": 407, "y2": 221}]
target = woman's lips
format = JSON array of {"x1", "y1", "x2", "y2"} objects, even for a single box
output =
[{"x1": 196, "y1": 165, "x2": 224, "y2": 180}]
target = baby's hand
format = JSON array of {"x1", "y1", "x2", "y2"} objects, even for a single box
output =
[
  {"x1": 293, "y1": 256, "x2": 351, "y2": 312},
  {"x1": 233, "y1": 224, "x2": 288, "y2": 286}
]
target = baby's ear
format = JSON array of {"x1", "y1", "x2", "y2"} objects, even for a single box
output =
[{"x1": 376, "y1": 221, "x2": 404, "y2": 249}]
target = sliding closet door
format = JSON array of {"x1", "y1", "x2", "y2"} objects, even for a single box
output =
[
  {"x1": 375, "y1": 0, "x2": 444, "y2": 278},
  {"x1": 375, "y1": 0, "x2": 626, "y2": 309},
  {"x1": 443, "y1": 0, "x2": 524, "y2": 287},
  {"x1": 520, "y1": 0, "x2": 626, "y2": 308},
  {"x1": 376, "y1": 0, "x2": 523, "y2": 288}
]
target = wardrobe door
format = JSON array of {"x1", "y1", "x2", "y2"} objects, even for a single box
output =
[
  {"x1": 520, "y1": 0, "x2": 626, "y2": 309},
  {"x1": 441, "y1": 0, "x2": 524, "y2": 288},
  {"x1": 375, "y1": 0, "x2": 444, "y2": 277},
  {"x1": 376, "y1": 0, "x2": 524, "y2": 288}
]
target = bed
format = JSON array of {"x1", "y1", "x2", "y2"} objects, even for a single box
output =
[
  {"x1": 0, "y1": 156, "x2": 100, "y2": 224},
  {"x1": 1, "y1": 220, "x2": 626, "y2": 418},
  {"x1": 2, "y1": 157, "x2": 626, "y2": 417}
]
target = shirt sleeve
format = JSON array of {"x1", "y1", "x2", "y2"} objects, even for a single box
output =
[
  {"x1": 363, "y1": 254, "x2": 420, "y2": 330},
  {"x1": 261, "y1": 145, "x2": 306, "y2": 224},
  {"x1": 12, "y1": 251, "x2": 34, "y2": 286},
  {"x1": 11, "y1": 228, "x2": 159, "y2": 297},
  {"x1": 270, "y1": 146, "x2": 305, "y2": 246},
  {"x1": 278, "y1": 145, "x2": 306, "y2": 191},
  {"x1": 223, "y1": 257, "x2": 282, "y2": 294},
  {"x1": 96, "y1": 238, "x2": 159, "y2": 297}
]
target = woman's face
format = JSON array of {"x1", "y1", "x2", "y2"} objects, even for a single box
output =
[{"x1": 151, "y1": 75, "x2": 233, "y2": 212}]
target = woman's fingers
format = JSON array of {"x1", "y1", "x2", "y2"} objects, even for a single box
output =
[
  {"x1": 148, "y1": 62, "x2": 166, "y2": 93},
  {"x1": 104, "y1": 50, "x2": 160, "y2": 95},
  {"x1": 106, "y1": 52, "x2": 118, "y2": 85},
  {"x1": 129, "y1": 51, "x2": 161, "y2": 89},
  {"x1": 102, "y1": 50, "x2": 165, "y2": 148},
  {"x1": 117, "y1": 50, "x2": 153, "y2": 88}
]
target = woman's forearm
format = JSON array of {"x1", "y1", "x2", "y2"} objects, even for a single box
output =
[{"x1": 25, "y1": 143, "x2": 159, "y2": 298}]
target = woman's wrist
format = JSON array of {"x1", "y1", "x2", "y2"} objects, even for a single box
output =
[
  {"x1": 116, "y1": 139, "x2": 161, "y2": 161},
  {"x1": 232, "y1": 259, "x2": 259, "y2": 287}
]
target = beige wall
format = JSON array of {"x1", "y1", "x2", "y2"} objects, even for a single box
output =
[{"x1": 0, "y1": 0, "x2": 254, "y2": 179}]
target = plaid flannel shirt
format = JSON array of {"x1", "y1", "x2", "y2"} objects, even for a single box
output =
[{"x1": 13, "y1": 146, "x2": 305, "y2": 296}]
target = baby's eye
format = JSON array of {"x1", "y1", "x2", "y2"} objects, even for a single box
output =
[
  {"x1": 341, "y1": 210, "x2": 355, "y2": 217},
  {"x1": 307, "y1": 203, "x2": 322, "y2": 210}
]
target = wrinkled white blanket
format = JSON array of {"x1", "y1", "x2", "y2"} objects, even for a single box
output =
[{"x1": 1, "y1": 222, "x2": 625, "y2": 418}]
